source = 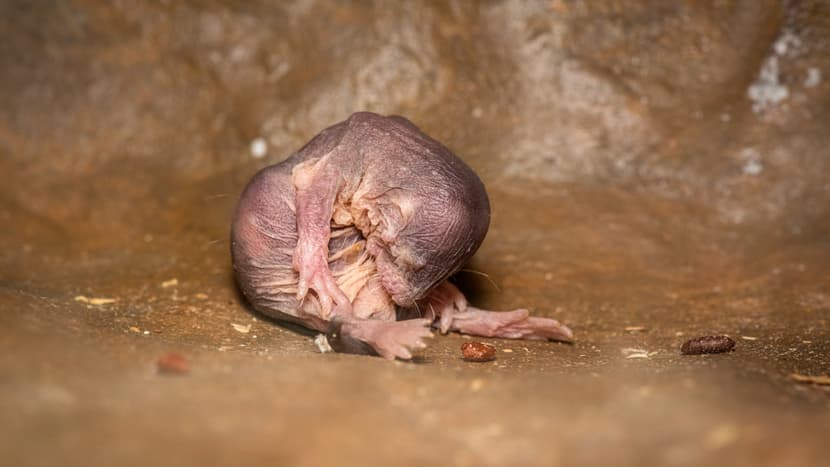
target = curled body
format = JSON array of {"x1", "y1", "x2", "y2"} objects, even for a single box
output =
[{"x1": 232, "y1": 112, "x2": 572, "y2": 359}]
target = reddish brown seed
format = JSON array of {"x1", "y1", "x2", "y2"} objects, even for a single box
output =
[
  {"x1": 156, "y1": 352, "x2": 189, "y2": 374},
  {"x1": 681, "y1": 335, "x2": 736, "y2": 355},
  {"x1": 461, "y1": 342, "x2": 496, "y2": 362}
]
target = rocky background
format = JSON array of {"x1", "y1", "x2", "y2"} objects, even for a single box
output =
[{"x1": 2, "y1": 2, "x2": 829, "y2": 466}]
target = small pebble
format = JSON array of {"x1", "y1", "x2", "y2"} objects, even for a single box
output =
[
  {"x1": 681, "y1": 335, "x2": 736, "y2": 355},
  {"x1": 156, "y1": 352, "x2": 189, "y2": 375},
  {"x1": 461, "y1": 342, "x2": 496, "y2": 362}
]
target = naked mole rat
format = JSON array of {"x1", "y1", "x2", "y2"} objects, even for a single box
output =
[{"x1": 231, "y1": 112, "x2": 573, "y2": 359}]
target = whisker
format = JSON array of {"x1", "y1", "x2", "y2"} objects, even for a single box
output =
[
  {"x1": 459, "y1": 268, "x2": 501, "y2": 292},
  {"x1": 202, "y1": 239, "x2": 222, "y2": 250},
  {"x1": 413, "y1": 299, "x2": 422, "y2": 319}
]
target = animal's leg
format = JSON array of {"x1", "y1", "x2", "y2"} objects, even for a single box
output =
[
  {"x1": 291, "y1": 156, "x2": 352, "y2": 319},
  {"x1": 422, "y1": 281, "x2": 573, "y2": 342},
  {"x1": 335, "y1": 318, "x2": 433, "y2": 360}
]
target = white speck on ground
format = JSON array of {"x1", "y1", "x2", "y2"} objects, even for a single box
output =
[
  {"x1": 231, "y1": 323, "x2": 251, "y2": 333},
  {"x1": 314, "y1": 334, "x2": 333, "y2": 353},
  {"x1": 773, "y1": 29, "x2": 801, "y2": 56},
  {"x1": 804, "y1": 67, "x2": 821, "y2": 88},
  {"x1": 74, "y1": 295, "x2": 118, "y2": 305},
  {"x1": 748, "y1": 56, "x2": 788, "y2": 113},
  {"x1": 621, "y1": 348, "x2": 651, "y2": 359},
  {"x1": 742, "y1": 159, "x2": 763, "y2": 176},
  {"x1": 747, "y1": 29, "x2": 801, "y2": 114},
  {"x1": 250, "y1": 137, "x2": 268, "y2": 158},
  {"x1": 739, "y1": 147, "x2": 763, "y2": 175}
]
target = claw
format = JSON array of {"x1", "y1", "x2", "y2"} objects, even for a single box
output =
[
  {"x1": 294, "y1": 245, "x2": 352, "y2": 320},
  {"x1": 296, "y1": 279, "x2": 309, "y2": 302},
  {"x1": 439, "y1": 307, "x2": 454, "y2": 334},
  {"x1": 341, "y1": 318, "x2": 433, "y2": 360}
]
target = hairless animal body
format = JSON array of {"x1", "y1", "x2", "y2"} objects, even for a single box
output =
[{"x1": 232, "y1": 112, "x2": 573, "y2": 359}]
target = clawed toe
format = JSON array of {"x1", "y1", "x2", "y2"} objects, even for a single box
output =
[
  {"x1": 377, "y1": 319, "x2": 433, "y2": 360},
  {"x1": 295, "y1": 261, "x2": 351, "y2": 319},
  {"x1": 342, "y1": 318, "x2": 433, "y2": 360},
  {"x1": 450, "y1": 307, "x2": 573, "y2": 343}
]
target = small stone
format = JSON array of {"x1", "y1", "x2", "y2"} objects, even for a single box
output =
[
  {"x1": 156, "y1": 352, "x2": 189, "y2": 375},
  {"x1": 461, "y1": 342, "x2": 496, "y2": 362},
  {"x1": 681, "y1": 335, "x2": 736, "y2": 355}
]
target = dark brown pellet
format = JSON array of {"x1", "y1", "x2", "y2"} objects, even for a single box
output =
[
  {"x1": 156, "y1": 352, "x2": 190, "y2": 374},
  {"x1": 681, "y1": 335, "x2": 736, "y2": 355},
  {"x1": 461, "y1": 342, "x2": 496, "y2": 362}
]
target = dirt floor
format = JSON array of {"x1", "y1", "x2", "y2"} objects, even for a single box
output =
[{"x1": 2, "y1": 1, "x2": 829, "y2": 466}]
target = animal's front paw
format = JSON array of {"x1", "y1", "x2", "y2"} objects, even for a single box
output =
[
  {"x1": 294, "y1": 246, "x2": 350, "y2": 319},
  {"x1": 343, "y1": 319, "x2": 433, "y2": 360}
]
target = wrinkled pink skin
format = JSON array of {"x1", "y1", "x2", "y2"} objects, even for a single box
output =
[{"x1": 231, "y1": 112, "x2": 573, "y2": 360}]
